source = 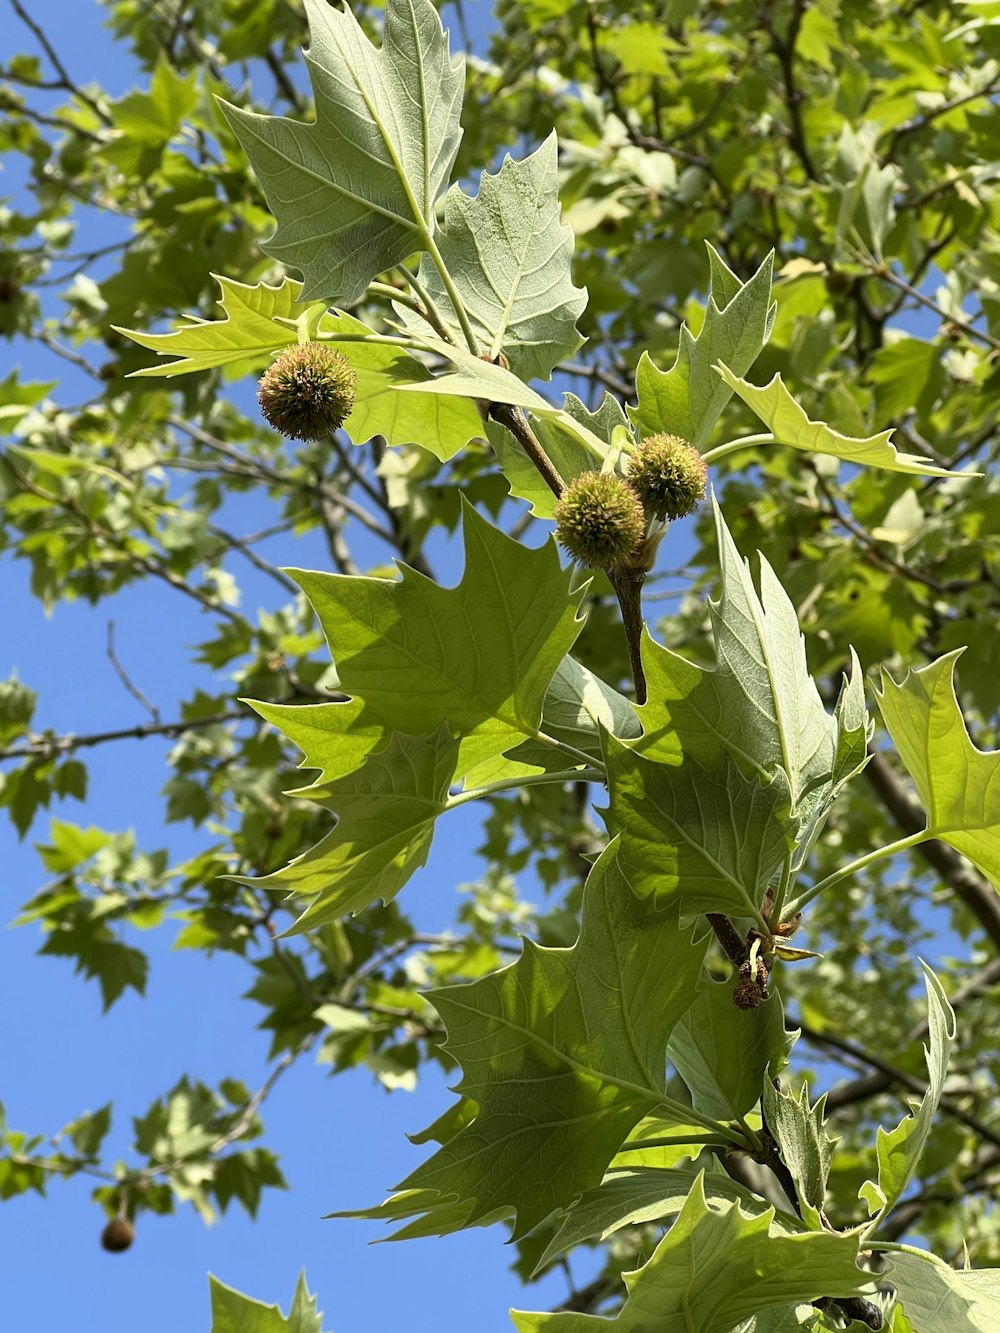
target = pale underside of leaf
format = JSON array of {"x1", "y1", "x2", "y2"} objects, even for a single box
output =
[{"x1": 219, "y1": 0, "x2": 464, "y2": 304}]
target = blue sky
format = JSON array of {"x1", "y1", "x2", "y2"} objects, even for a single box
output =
[{"x1": 0, "y1": 2, "x2": 581, "y2": 1329}]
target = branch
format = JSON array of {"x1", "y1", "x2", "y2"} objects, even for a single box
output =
[
  {"x1": 7, "y1": 0, "x2": 112, "y2": 125},
  {"x1": 763, "y1": 0, "x2": 818, "y2": 181},
  {"x1": 0, "y1": 710, "x2": 249, "y2": 763},
  {"x1": 488, "y1": 402, "x2": 565, "y2": 498}
]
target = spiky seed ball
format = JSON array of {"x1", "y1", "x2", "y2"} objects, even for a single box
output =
[
  {"x1": 554, "y1": 471, "x2": 646, "y2": 569},
  {"x1": 101, "y1": 1217, "x2": 135, "y2": 1253},
  {"x1": 258, "y1": 342, "x2": 357, "y2": 441},
  {"x1": 627, "y1": 433, "x2": 708, "y2": 522}
]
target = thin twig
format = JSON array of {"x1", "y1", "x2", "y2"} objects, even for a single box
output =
[{"x1": 106, "y1": 620, "x2": 159, "y2": 721}]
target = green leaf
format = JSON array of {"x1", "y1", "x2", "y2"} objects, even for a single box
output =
[
  {"x1": 632, "y1": 500, "x2": 871, "y2": 873},
  {"x1": 889, "y1": 1252, "x2": 1000, "y2": 1333},
  {"x1": 318, "y1": 311, "x2": 482, "y2": 459},
  {"x1": 65, "y1": 1103, "x2": 112, "y2": 1157},
  {"x1": 536, "y1": 1165, "x2": 801, "y2": 1273},
  {"x1": 668, "y1": 982, "x2": 796, "y2": 1121},
  {"x1": 761, "y1": 1077, "x2": 837, "y2": 1230},
  {"x1": 219, "y1": 0, "x2": 463, "y2": 303},
  {"x1": 116, "y1": 275, "x2": 306, "y2": 377},
  {"x1": 402, "y1": 135, "x2": 586, "y2": 380},
  {"x1": 604, "y1": 741, "x2": 794, "y2": 919},
  {"x1": 388, "y1": 841, "x2": 708, "y2": 1238},
  {"x1": 511, "y1": 1173, "x2": 868, "y2": 1332},
  {"x1": 875, "y1": 652, "x2": 1000, "y2": 890},
  {"x1": 466, "y1": 652, "x2": 640, "y2": 784},
  {"x1": 714, "y1": 366, "x2": 955, "y2": 476},
  {"x1": 859, "y1": 962, "x2": 956, "y2": 1224},
  {"x1": 630, "y1": 246, "x2": 775, "y2": 447},
  {"x1": 0, "y1": 372, "x2": 56, "y2": 429},
  {"x1": 286, "y1": 501, "x2": 585, "y2": 778},
  {"x1": 0, "y1": 674, "x2": 36, "y2": 745},
  {"x1": 110, "y1": 55, "x2": 199, "y2": 146},
  {"x1": 253, "y1": 725, "x2": 459, "y2": 931},
  {"x1": 209, "y1": 1272, "x2": 325, "y2": 1333}
]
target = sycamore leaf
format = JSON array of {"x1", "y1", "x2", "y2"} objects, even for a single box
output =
[
  {"x1": 465, "y1": 652, "x2": 640, "y2": 785},
  {"x1": 630, "y1": 246, "x2": 775, "y2": 447},
  {"x1": 536, "y1": 1165, "x2": 802, "y2": 1273},
  {"x1": 316, "y1": 310, "x2": 482, "y2": 459},
  {"x1": 604, "y1": 739, "x2": 794, "y2": 918},
  {"x1": 762, "y1": 1076, "x2": 837, "y2": 1231},
  {"x1": 209, "y1": 1272, "x2": 325, "y2": 1333},
  {"x1": 875, "y1": 651, "x2": 1000, "y2": 890},
  {"x1": 402, "y1": 135, "x2": 586, "y2": 380},
  {"x1": 288, "y1": 501, "x2": 585, "y2": 778},
  {"x1": 890, "y1": 1252, "x2": 1000, "y2": 1333},
  {"x1": 251, "y1": 725, "x2": 458, "y2": 931},
  {"x1": 249, "y1": 697, "x2": 377, "y2": 798},
  {"x1": 511, "y1": 1173, "x2": 868, "y2": 1333},
  {"x1": 859, "y1": 963, "x2": 956, "y2": 1225},
  {"x1": 386, "y1": 842, "x2": 708, "y2": 1239},
  {"x1": 220, "y1": 0, "x2": 463, "y2": 304},
  {"x1": 714, "y1": 366, "x2": 954, "y2": 476},
  {"x1": 632, "y1": 499, "x2": 871, "y2": 871},
  {"x1": 668, "y1": 983, "x2": 796, "y2": 1121},
  {"x1": 116, "y1": 275, "x2": 309, "y2": 377}
]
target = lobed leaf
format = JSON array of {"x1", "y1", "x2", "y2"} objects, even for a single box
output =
[
  {"x1": 714, "y1": 365, "x2": 955, "y2": 476},
  {"x1": 631, "y1": 498, "x2": 871, "y2": 873},
  {"x1": 875, "y1": 651, "x2": 1000, "y2": 891},
  {"x1": 401, "y1": 135, "x2": 586, "y2": 380},
  {"x1": 603, "y1": 740, "x2": 794, "y2": 918},
  {"x1": 220, "y1": 0, "x2": 464, "y2": 304},
  {"x1": 630, "y1": 246, "x2": 775, "y2": 447},
  {"x1": 668, "y1": 982, "x2": 796, "y2": 1122},
  {"x1": 536, "y1": 1165, "x2": 803, "y2": 1273},
  {"x1": 286, "y1": 500, "x2": 585, "y2": 779},
  {"x1": 762, "y1": 1076, "x2": 837, "y2": 1231},
  {"x1": 511, "y1": 1173, "x2": 868, "y2": 1332},
  {"x1": 209, "y1": 1272, "x2": 325, "y2": 1333},
  {"x1": 889, "y1": 1252, "x2": 1000, "y2": 1333},
  {"x1": 858, "y1": 963, "x2": 956, "y2": 1226},
  {"x1": 251, "y1": 725, "x2": 459, "y2": 933},
  {"x1": 384, "y1": 842, "x2": 708, "y2": 1239},
  {"x1": 115, "y1": 275, "x2": 308, "y2": 377}
]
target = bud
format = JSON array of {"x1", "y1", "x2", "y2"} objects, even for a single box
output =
[
  {"x1": 258, "y1": 342, "x2": 357, "y2": 440},
  {"x1": 627, "y1": 433, "x2": 707, "y2": 522},
  {"x1": 554, "y1": 471, "x2": 646, "y2": 569},
  {"x1": 101, "y1": 1217, "x2": 135, "y2": 1253}
]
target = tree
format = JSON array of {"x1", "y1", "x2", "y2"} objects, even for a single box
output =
[{"x1": 3, "y1": 0, "x2": 1000, "y2": 1328}]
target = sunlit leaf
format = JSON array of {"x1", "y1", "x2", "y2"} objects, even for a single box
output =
[
  {"x1": 714, "y1": 366, "x2": 955, "y2": 476},
  {"x1": 220, "y1": 0, "x2": 463, "y2": 303},
  {"x1": 511, "y1": 1173, "x2": 868, "y2": 1332},
  {"x1": 876, "y1": 652, "x2": 1000, "y2": 890}
]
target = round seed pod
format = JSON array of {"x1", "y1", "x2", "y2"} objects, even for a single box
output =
[
  {"x1": 258, "y1": 342, "x2": 357, "y2": 441},
  {"x1": 554, "y1": 471, "x2": 646, "y2": 569},
  {"x1": 101, "y1": 1217, "x2": 135, "y2": 1253},
  {"x1": 627, "y1": 433, "x2": 708, "y2": 522}
]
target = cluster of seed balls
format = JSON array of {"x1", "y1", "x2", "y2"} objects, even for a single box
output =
[
  {"x1": 256, "y1": 343, "x2": 707, "y2": 564},
  {"x1": 553, "y1": 436, "x2": 708, "y2": 570}
]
